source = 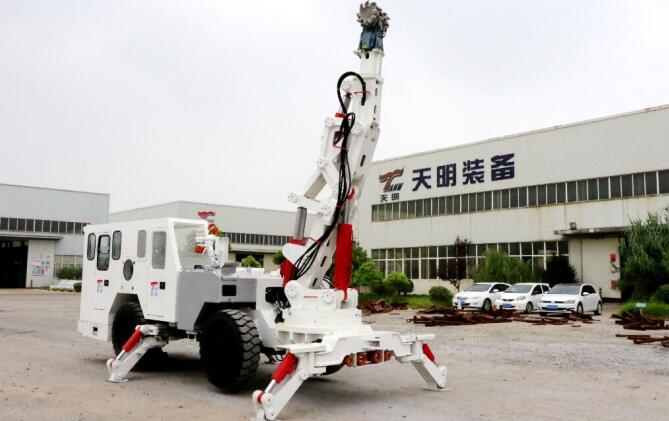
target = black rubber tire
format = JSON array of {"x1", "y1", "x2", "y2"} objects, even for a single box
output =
[
  {"x1": 111, "y1": 301, "x2": 167, "y2": 370},
  {"x1": 324, "y1": 364, "x2": 344, "y2": 376},
  {"x1": 199, "y1": 309, "x2": 260, "y2": 392},
  {"x1": 594, "y1": 302, "x2": 603, "y2": 316},
  {"x1": 576, "y1": 303, "x2": 584, "y2": 314},
  {"x1": 525, "y1": 302, "x2": 533, "y2": 314},
  {"x1": 482, "y1": 299, "x2": 492, "y2": 312}
]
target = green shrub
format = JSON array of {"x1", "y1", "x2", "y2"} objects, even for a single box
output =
[
  {"x1": 618, "y1": 301, "x2": 669, "y2": 319},
  {"x1": 56, "y1": 266, "x2": 82, "y2": 280},
  {"x1": 272, "y1": 250, "x2": 286, "y2": 266},
  {"x1": 241, "y1": 255, "x2": 262, "y2": 268},
  {"x1": 351, "y1": 261, "x2": 384, "y2": 288},
  {"x1": 653, "y1": 284, "x2": 669, "y2": 304},
  {"x1": 429, "y1": 286, "x2": 453, "y2": 305},
  {"x1": 370, "y1": 279, "x2": 396, "y2": 296},
  {"x1": 73, "y1": 282, "x2": 82, "y2": 292},
  {"x1": 386, "y1": 272, "x2": 413, "y2": 295}
]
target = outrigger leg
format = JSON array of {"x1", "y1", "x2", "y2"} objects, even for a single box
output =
[
  {"x1": 253, "y1": 333, "x2": 447, "y2": 420},
  {"x1": 106, "y1": 324, "x2": 168, "y2": 382}
]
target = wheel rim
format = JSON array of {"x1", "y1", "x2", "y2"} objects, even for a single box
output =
[
  {"x1": 526, "y1": 303, "x2": 533, "y2": 313},
  {"x1": 577, "y1": 304, "x2": 584, "y2": 314}
]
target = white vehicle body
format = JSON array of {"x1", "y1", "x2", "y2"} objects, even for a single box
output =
[
  {"x1": 77, "y1": 218, "x2": 282, "y2": 348},
  {"x1": 538, "y1": 283, "x2": 603, "y2": 314},
  {"x1": 494, "y1": 283, "x2": 550, "y2": 313},
  {"x1": 453, "y1": 282, "x2": 511, "y2": 311}
]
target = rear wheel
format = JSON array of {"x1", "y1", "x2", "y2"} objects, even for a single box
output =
[
  {"x1": 111, "y1": 301, "x2": 167, "y2": 370},
  {"x1": 199, "y1": 309, "x2": 260, "y2": 392},
  {"x1": 594, "y1": 301, "x2": 603, "y2": 315},
  {"x1": 524, "y1": 302, "x2": 533, "y2": 314}
]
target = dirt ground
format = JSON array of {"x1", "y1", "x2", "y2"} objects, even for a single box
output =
[{"x1": 0, "y1": 290, "x2": 667, "y2": 421}]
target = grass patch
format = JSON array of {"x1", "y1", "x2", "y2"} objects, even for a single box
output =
[
  {"x1": 358, "y1": 293, "x2": 448, "y2": 309},
  {"x1": 618, "y1": 301, "x2": 669, "y2": 319}
]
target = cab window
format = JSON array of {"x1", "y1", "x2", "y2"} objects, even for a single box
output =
[
  {"x1": 97, "y1": 235, "x2": 111, "y2": 271},
  {"x1": 112, "y1": 231, "x2": 122, "y2": 260},
  {"x1": 86, "y1": 233, "x2": 96, "y2": 260},
  {"x1": 152, "y1": 231, "x2": 167, "y2": 270}
]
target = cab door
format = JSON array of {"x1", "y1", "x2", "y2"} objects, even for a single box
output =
[{"x1": 93, "y1": 233, "x2": 112, "y2": 311}]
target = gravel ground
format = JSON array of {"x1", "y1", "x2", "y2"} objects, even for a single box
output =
[{"x1": 0, "y1": 289, "x2": 667, "y2": 421}]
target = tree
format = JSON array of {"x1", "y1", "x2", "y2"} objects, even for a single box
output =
[
  {"x1": 439, "y1": 236, "x2": 470, "y2": 291},
  {"x1": 473, "y1": 249, "x2": 537, "y2": 284},
  {"x1": 618, "y1": 210, "x2": 669, "y2": 300},
  {"x1": 272, "y1": 250, "x2": 286, "y2": 266},
  {"x1": 542, "y1": 254, "x2": 576, "y2": 286},
  {"x1": 351, "y1": 260, "x2": 383, "y2": 288},
  {"x1": 241, "y1": 255, "x2": 262, "y2": 268},
  {"x1": 386, "y1": 272, "x2": 413, "y2": 295}
]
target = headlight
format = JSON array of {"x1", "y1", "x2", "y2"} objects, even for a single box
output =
[
  {"x1": 565, "y1": 299, "x2": 576, "y2": 304},
  {"x1": 516, "y1": 296, "x2": 526, "y2": 301}
]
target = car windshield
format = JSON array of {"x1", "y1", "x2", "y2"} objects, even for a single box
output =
[
  {"x1": 505, "y1": 284, "x2": 532, "y2": 293},
  {"x1": 465, "y1": 283, "x2": 492, "y2": 292},
  {"x1": 549, "y1": 284, "x2": 580, "y2": 294}
]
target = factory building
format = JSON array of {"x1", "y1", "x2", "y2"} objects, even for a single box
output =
[
  {"x1": 356, "y1": 105, "x2": 669, "y2": 298},
  {"x1": 110, "y1": 201, "x2": 313, "y2": 272},
  {"x1": 0, "y1": 183, "x2": 109, "y2": 288}
]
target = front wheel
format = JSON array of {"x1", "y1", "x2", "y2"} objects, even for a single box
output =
[
  {"x1": 199, "y1": 309, "x2": 260, "y2": 392},
  {"x1": 481, "y1": 299, "x2": 492, "y2": 312},
  {"x1": 594, "y1": 302, "x2": 603, "y2": 315},
  {"x1": 524, "y1": 302, "x2": 533, "y2": 314},
  {"x1": 576, "y1": 303, "x2": 584, "y2": 314}
]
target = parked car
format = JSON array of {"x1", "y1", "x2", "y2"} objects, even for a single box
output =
[
  {"x1": 539, "y1": 283, "x2": 603, "y2": 315},
  {"x1": 494, "y1": 282, "x2": 550, "y2": 313},
  {"x1": 453, "y1": 282, "x2": 511, "y2": 311}
]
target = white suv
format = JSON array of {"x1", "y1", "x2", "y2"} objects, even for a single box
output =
[
  {"x1": 495, "y1": 282, "x2": 550, "y2": 313},
  {"x1": 453, "y1": 283, "x2": 510, "y2": 311},
  {"x1": 539, "y1": 283, "x2": 603, "y2": 315}
]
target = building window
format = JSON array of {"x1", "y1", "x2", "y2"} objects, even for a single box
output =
[
  {"x1": 598, "y1": 177, "x2": 609, "y2": 200},
  {"x1": 546, "y1": 184, "x2": 556, "y2": 205},
  {"x1": 567, "y1": 181, "x2": 577, "y2": 202},
  {"x1": 645, "y1": 171, "x2": 657, "y2": 195},
  {"x1": 528, "y1": 186, "x2": 537, "y2": 206},
  {"x1": 577, "y1": 180, "x2": 587, "y2": 201},
  {"x1": 556, "y1": 183, "x2": 566, "y2": 203},
  {"x1": 87, "y1": 233, "x2": 96, "y2": 260},
  {"x1": 633, "y1": 173, "x2": 645, "y2": 197},
  {"x1": 621, "y1": 175, "x2": 633, "y2": 197},
  {"x1": 152, "y1": 231, "x2": 167, "y2": 270},
  {"x1": 537, "y1": 185, "x2": 546, "y2": 206},
  {"x1": 97, "y1": 235, "x2": 110, "y2": 271},
  {"x1": 587, "y1": 179, "x2": 598, "y2": 201},
  {"x1": 610, "y1": 176, "x2": 621, "y2": 198},
  {"x1": 660, "y1": 170, "x2": 669, "y2": 194},
  {"x1": 501, "y1": 189, "x2": 510, "y2": 208},
  {"x1": 112, "y1": 231, "x2": 122, "y2": 260}
]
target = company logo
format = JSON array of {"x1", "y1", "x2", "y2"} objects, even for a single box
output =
[{"x1": 379, "y1": 168, "x2": 404, "y2": 192}]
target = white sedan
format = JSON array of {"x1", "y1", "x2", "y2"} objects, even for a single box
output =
[
  {"x1": 494, "y1": 282, "x2": 550, "y2": 313},
  {"x1": 538, "y1": 283, "x2": 603, "y2": 315},
  {"x1": 453, "y1": 282, "x2": 511, "y2": 311}
]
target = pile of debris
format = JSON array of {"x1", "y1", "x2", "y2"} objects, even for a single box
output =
[
  {"x1": 616, "y1": 334, "x2": 669, "y2": 348},
  {"x1": 359, "y1": 299, "x2": 408, "y2": 315},
  {"x1": 410, "y1": 307, "x2": 594, "y2": 327},
  {"x1": 611, "y1": 310, "x2": 666, "y2": 330}
]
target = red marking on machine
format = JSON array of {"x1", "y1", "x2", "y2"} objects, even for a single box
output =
[
  {"x1": 343, "y1": 355, "x2": 354, "y2": 367},
  {"x1": 422, "y1": 343, "x2": 436, "y2": 362},
  {"x1": 356, "y1": 352, "x2": 367, "y2": 366},
  {"x1": 281, "y1": 238, "x2": 306, "y2": 286},
  {"x1": 370, "y1": 350, "x2": 383, "y2": 364},
  {"x1": 333, "y1": 223, "x2": 353, "y2": 301},
  {"x1": 272, "y1": 353, "x2": 298, "y2": 383}
]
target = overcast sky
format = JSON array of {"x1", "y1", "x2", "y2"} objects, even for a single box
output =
[{"x1": 2, "y1": 0, "x2": 669, "y2": 213}]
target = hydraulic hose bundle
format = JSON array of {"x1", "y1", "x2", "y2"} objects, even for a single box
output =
[{"x1": 291, "y1": 72, "x2": 367, "y2": 281}]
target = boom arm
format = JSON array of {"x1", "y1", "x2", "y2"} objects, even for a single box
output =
[{"x1": 281, "y1": 50, "x2": 384, "y2": 293}]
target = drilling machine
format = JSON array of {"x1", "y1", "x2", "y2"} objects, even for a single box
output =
[{"x1": 78, "y1": 3, "x2": 447, "y2": 420}]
